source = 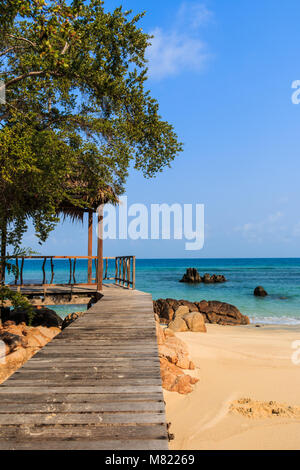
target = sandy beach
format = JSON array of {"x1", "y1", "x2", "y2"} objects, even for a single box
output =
[{"x1": 164, "y1": 324, "x2": 300, "y2": 450}]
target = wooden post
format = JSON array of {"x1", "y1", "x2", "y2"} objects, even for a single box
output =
[
  {"x1": 88, "y1": 211, "x2": 93, "y2": 284},
  {"x1": 132, "y1": 256, "x2": 136, "y2": 290},
  {"x1": 0, "y1": 215, "x2": 7, "y2": 285},
  {"x1": 97, "y1": 205, "x2": 104, "y2": 291}
]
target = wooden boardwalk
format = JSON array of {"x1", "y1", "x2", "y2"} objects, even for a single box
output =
[{"x1": 0, "y1": 286, "x2": 168, "y2": 450}]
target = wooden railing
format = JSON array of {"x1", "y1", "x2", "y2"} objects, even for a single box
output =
[{"x1": 1, "y1": 255, "x2": 136, "y2": 290}]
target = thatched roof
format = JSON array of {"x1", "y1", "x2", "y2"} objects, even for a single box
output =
[{"x1": 58, "y1": 179, "x2": 119, "y2": 222}]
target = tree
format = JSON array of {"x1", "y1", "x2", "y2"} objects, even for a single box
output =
[{"x1": 0, "y1": 0, "x2": 182, "y2": 274}]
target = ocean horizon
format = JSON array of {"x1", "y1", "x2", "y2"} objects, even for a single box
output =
[{"x1": 6, "y1": 257, "x2": 300, "y2": 325}]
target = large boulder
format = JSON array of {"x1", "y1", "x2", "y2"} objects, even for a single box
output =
[
  {"x1": 196, "y1": 300, "x2": 250, "y2": 325},
  {"x1": 8, "y1": 307, "x2": 63, "y2": 328},
  {"x1": 174, "y1": 306, "x2": 189, "y2": 317},
  {"x1": 168, "y1": 316, "x2": 189, "y2": 333},
  {"x1": 254, "y1": 286, "x2": 268, "y2": 297},
  {"x1": 153, "y1": 299, "x2": 175, "y2": 324},
  {"x1": 183, "y1": 312, "x2": 207, "y2": 333}
]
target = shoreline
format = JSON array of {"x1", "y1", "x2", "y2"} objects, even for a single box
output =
[{"x1": 164, "y1": 323, "x2": 300, "y2": 450}]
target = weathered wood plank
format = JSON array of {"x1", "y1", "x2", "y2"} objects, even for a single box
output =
[
  {"x1": 0, "y1": 440, "x2": 168, "y2": 451},
  {"x1": 0, "y1": 412, "x2": 166, "y2": 425},
  {"x1": 0, "y1": 402, "x2": 165, "y2": 413},
  {"x1": 0, "y1": 392, "x2": 164, "y2": 404},
  {"x1": 0, "y1": 423, "x2": 167, "y2": 443}
]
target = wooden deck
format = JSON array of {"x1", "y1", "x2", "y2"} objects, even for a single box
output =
[{"x1": 0, "y1": 286, "x2": 168, "y2": 450}]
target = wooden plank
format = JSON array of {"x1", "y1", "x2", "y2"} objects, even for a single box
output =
[
  {"x1": 0, "y1": 440, "x2": 168, "y2": 451},
  {"x1": 3, "y1": 379, "x2": 163, "y2": 387},
  {"x1": 0, "y1": 423, "x2": 168, "y2": 443},
  {"x1": 0, "y1": 393, "x2": 164, "y2": 404},
  {"x1": 0, "y1": 385, "x2": 163, "y2": 393},
  {"x1": 0, "y1": 412, "x2": 166, "y2": 425},
  {"x1": 0, "y1": 402, "x2": 165, "y2": 413}
]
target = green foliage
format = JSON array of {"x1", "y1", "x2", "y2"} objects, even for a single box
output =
[
  {"x1": 0, "y1": 286, "x2": 35, "y2": 325},
  {"x1": 0, "y1": 0, "x2": 183, "y2": 253}
]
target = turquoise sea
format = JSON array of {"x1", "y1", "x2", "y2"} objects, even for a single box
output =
[{"x1": 6, "y1": 258, "x2": 300, "y2": 325}]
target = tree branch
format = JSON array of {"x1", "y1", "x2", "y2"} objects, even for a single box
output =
[
  {"x1": 7, "y1": 35, "x2": 36, "y2": 48},
  {"x1": 5, "y1": 70, "x2": 62, "y2": 88}
]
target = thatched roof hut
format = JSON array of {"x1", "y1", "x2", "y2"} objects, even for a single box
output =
[{"x1": 57, "y1": 179, "x2": 119, "y2": 290}]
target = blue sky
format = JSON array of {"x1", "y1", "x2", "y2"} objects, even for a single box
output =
[{"x1": 25, "y1": 0, "x2": 300, "y2": 258}]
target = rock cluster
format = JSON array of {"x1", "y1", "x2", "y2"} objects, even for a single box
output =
[
  {"x1": 155, "y1": 317, "x2": 198, "y2": 394},
  {"x1": 0, "y1": 305, "x2": 81, "y2": 384},
  {"x1": 154, "y1": 298, "x2": 250, "y2": 326},
  {"x1": 1, "y1": 307, "x2": 63, "y2": 328},
  {"x1": 0, "y1": 321, "x2": 60, "y2": 384},
  {"x1": 180, "y1": 268, "x2": 227, "y2": 284}
]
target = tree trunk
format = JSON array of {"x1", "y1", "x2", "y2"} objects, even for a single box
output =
[{"x1": 0, "y1": 215, "x2": 7, "y2": 284}]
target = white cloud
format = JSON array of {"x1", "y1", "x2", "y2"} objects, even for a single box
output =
[
  {"x1": 177, "y1": 2, "x2": 213, "y2": 29},
  {"x1": 235, "y1": 212, "x2": 285, "y2": 243},
  {"x1": 146, "y1": 2, "x2": 212, "y2": 80}
]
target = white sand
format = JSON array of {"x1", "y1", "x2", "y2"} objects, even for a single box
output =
[{"x1": 164, "y1": 324, "x2": 300, "y2": 450}]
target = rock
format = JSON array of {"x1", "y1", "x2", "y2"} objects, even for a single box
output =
[
  {"x1": 87, "y1": 292, "x2": 104, "y2": 310},
  {"x1": 156, "y1": 321, "x2": 166, "y2": 345},
  {"x1": 0, "y1": 331, "x2": 26, "y2": 354},
  {"x1": 159, "y1": 335, "x2": 191, "y2": 369},
  {"x1": 155, "y1": 319, "x2": 198, "y2": 394},
  {"x1": 174, "y1": 305, "x2": 190, "y2": 317},
  {"x1": 202, "y1": 273, "x2": 213, "y2": 284},
  {"x1": 159, "y1": 358, "x2": 199, "y2": 395},
  {"x1": 8, "y1": 307, "x2": 63, "y2": 328},
  {"x1": 61, "y1": 311, "x2": 86, "y2": 330},
  {"x1": 196, "y1": 300, "x2": 250, "y2": 325},
  {"x1": 202, "y1": 273, "x2": 227, "y2": 284},
  {"x1": 154, "y1": 298, "x2": 248, "y2": 326},
  {"x1": 177, "y1": 300, "x2": 199, "y2": 312},
  {"x1": 168, "y1": 316, "x2": 188, "y2": 333},
  {"x1": 153, "y1": 299, "x2": 175, "y2": 324},
  {"x1": 0, "y1": 322, "x2": 60, "y2": 384},
  {"x1": 0, "y1": 307, "x2": 11, "y2": 324},
  {"x1": 164, "y1": 328, "x2": 175, "y2": 338},
  {"x1": 183, "y1": 312, "x2": 207, "y2": 333},
  {"x1": 180, "y1": 268, "x2": 202, "y2": 284},
  {"x1": 254, "y1": 286, "x2": 268, "y2": 297}
]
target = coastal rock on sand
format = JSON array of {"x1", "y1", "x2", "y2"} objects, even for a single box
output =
[
  {"x1": 168, "y1": 310, "x2": 207, "y2": 333},
  {"x1": 0, "y1": 321, "x2": 60, "y2": 384},
  {"x1": 254, "y1": 286, "x2": 268, "y2": 297},
  {"x1": 180, "y1": 268, "x2": 227, "y2": 284},
  {"x1": 196, "y1": 300, "x2": 250, "y2": 326},
  {"x1": 159, "y1": 358, "x2": 198, "y2": 395},
  {"x1": 154, "y1": 298, "x2": 250, "y2": 326},
  {"x1": 183, "y1": 312, "x2": 207, "y2": 332},
  {"x1": 155, "y1": 321, "x2": 198, "y2": 394}
]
